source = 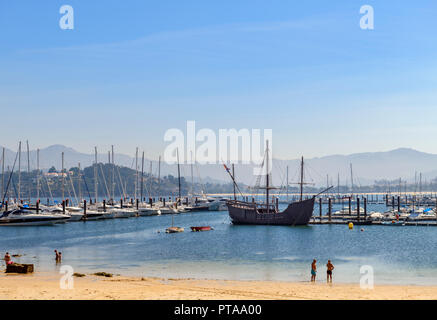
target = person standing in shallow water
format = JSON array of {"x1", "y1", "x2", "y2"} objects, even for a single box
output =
[
  {"x1": 311, "y1": 259, "x2": 317, "y2": 282},
  {"x1": 326, "y1": 260, "x2": 334, "y2": 283},
  {"x1": 54, "y1": 250, "x2": 61, "y2": 263}
]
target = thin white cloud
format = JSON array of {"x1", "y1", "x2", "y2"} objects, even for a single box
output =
[{"x1": 18, "y1": 17, "x2": 336, "y2": 56}]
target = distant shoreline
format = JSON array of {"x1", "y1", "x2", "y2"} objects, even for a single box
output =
[{"x1": 1, "y1": 271, "x2": 436, "y2": 300}]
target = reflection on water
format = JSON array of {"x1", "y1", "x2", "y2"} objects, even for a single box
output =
[{"x1": 0, "y1": 203, "x2": 436, "y2": 285}]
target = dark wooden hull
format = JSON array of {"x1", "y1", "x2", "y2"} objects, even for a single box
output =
[{"x1": 226, "y1": 197, "x2": 315, "y2": 226}]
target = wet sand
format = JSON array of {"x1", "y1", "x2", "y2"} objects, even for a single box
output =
[{"x1": 0, "y1": 272, "x2": 436, "y2": 300}]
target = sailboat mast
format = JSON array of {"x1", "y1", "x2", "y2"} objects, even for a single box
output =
[
  {"x1": 140, "y1": 151, "x2": 144, "y2": 202},
  {"x1": 350, "y1": 163, "x2": 354, "y2": 198},
  {"x1": 112, "y1": 146, "x2": 115, "y2": 201},
  {"x1": 419, "y1": 172, "x2": 422, "y2": 207},
  {"x1": 61, "y1": 152, "x2": 65, "y2": 203},
  {"x1": 94, "y1": 147, "x2": 98, "y2": 203},
  {"x1": 18, "y1": 141, "x2": 21, "y2": 204},
  {"x1": 149, "y1": 161, "x2": 153, "y2": 198},
  {"x1": 36, "y1": 149, "x2": 40, "y2": 200},
  {"x1": 26, "y1": 141, "x2": 30, "y2": 201},
  {"x1": 190, "y1": 151, "x2": 194, "y2": 198},
  {"x1": 177, "y1": 148, "x2": 181, "y2": 203},
  {"x1": 78, "y1": 162, "x2": 81, "y2": 203},
  {"x1": 158, "y1": 155, "x2": 161, "y2": 196},
  {"x1": 135, "y1": 147, "x2": 138, "y2": 201},
  {"x1": 1, "y1": 148, "x2": 4, "y2": 204}
]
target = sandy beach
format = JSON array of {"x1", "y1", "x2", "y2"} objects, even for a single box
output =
[{"x1": 0, "y1": 272, "x2": 436, "y2": 300}]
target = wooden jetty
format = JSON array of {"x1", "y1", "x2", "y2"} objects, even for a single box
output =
[{"x1": 309, "y1": 194, "x2": 437, "y2": 227}]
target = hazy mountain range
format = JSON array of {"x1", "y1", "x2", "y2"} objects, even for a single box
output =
[{"x1": 1, "y1": 145, "x2": 437, "y2": 187}]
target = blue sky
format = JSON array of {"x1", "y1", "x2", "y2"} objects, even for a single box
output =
[{"x1": 1, "y1": 0, "x2": 436, "y2": 160}]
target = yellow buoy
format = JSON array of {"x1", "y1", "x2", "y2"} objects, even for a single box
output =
[{"x1": 348, "y1": 222, "x2": 354, "y2": 229}]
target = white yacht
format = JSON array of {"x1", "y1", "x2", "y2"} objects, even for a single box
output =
[
  {"x1": 65, "y1": 206, "x2": 85, "y2": 221},
  {"x1": 0, "y1": 209, "x2": 70, "y2": 226},
  {"x1": 110, "y1": 207, "x2": 137, "y2": 218},
  {"x1": 138, "y1": 207, "x2": 161, "y2": 216}
]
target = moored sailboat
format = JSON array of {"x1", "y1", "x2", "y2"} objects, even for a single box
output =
[{"x1": 165, "y1": 149, "x2": 184, "y2": 233}]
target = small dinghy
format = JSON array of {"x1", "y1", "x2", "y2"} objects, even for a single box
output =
[
  {"x1": 190, "y1": 226, "x2": 212, "y2": 232},
  {"x1": 381, "y1": 220, "x2": 405, "y2": 226},
  {"x1": 165, "y1": 226, "x2": 184, "y2": 233}
]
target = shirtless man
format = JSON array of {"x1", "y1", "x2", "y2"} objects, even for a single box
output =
[
  {"x1": 311, "y1": 259, "x2": 317, "y2": 282},
  {"x1": 326, "y1": 260, "x2": 334, "y2": 283}
]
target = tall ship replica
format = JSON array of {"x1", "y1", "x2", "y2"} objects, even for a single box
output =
[{"x1": 224, "y1": 141, "x2": 328, "y2": 226}]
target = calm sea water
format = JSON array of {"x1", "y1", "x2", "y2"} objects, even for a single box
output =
[{"x1": 1, "y1": 203, "x2": 437, "y2": 285}]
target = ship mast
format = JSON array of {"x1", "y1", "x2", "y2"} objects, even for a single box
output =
[
  {"x1": 266, "y1": 140, "x2": 270, "y2": 213},
  {"x1": 300, "y1": 156, "x2": 304, "y2": 201},
  {"x1": 286, "y1": 165, "x2": 289, "y2": 202},
  {"x1": 232, "y1": 164, "x2": 236, "y2": 200}
]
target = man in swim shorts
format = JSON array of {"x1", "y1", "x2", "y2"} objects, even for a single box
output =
[
  {"x1": 311, "y1": 259, "x2": 317, "y2": 282},
  {"x1": 326, "y1": 260, "x2": 334, "y2": 283}
]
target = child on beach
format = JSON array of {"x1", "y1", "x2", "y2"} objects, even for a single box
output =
[{"x1": 311, "y1": 259, "x2": 317, "y2": 282}]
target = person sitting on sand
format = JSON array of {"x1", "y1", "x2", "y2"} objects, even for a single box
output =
[
  {"x1": 326, "y1": 260, "x2": 334, "y2": 283},
  {"x1": 4, "y1": 252, "x2": 12, "y2": 266},
  {"x1": 311, "y1": 259, "x2": 317, "y2": 282}
]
